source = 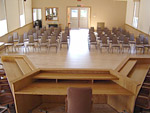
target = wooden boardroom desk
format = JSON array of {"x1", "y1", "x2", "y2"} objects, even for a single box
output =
[{"x1": 1, "y1": 55, "x2": 150, "y2": 113}]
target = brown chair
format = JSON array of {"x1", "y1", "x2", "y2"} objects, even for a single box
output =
[
  {"x1": 143, "y1": 37, "x2": 150, "y2": 53},
  {"x1": 135, "y1": 37, "x2": 144, "y2": 54},
  {"x1": 0, "y1": 67, "x2": 14, "y2": 113},
  {"x1": 28, "y1": 29, "x2": 33, "y2": 36},
  {"x1": 26, "y1": 35, "x2": 36, "y2": 52},
  {"x1": 0, "y1": 81, "x2": 14, "y2": 113},
  {"x1": 100, "y1": 36, "x2": 109, "y2": 52},
  {"x1": 122, "y1": 37, "x2": 131, "y2": 53},
  {"x1": 129, "y1": 33, "x2": 135, "y2": 44},
  {"x1": 38, "y1": 36, "x2": 48, "y2": 52},
  {"x1": 111, "y1": 37, "x2": 120, "y2": 53},
  {"x1": 60, "y1": 33, "x2": 69, "y2": 49},
  {"x1": 88, "y1": 33, "x2": 97, "y2": 50},
  {"x1": 48, "y1": 36, "x2": 58, "y2": 53},
  {"x1": 4, "y1": 36, "x2": 14, "y2": 52},
  {"x1": 15, "y1": 35, "x2": 25, "y2": 52},
  {"x1": 66, "y1": 87, "x2": 92, "y2": 113},
  {"x1": 13, "y1": 32, "x2": 19, "y2": 42},
  {"x1": 23, "y1": 32, "x2": 29, "y2": 42}
]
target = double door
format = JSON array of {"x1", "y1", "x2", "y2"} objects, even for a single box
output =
[{"x1": 68, "y1": 7, "x2": 90, "y2": 29}]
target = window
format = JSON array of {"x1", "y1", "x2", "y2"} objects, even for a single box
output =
[
  {"x1": 33, "y1": 9, "x2": 42, "y2": 21},
  {"x1": 19, "y1": 0, "x2": 25, "y2": 27},
  {"x1": 80, "y1": 10, "x2": 87, "y2": 17},
  {"x1": 0, "y1": 0, "x2": 8, "y2": 37},
  {"x1": 133, "y1": 1, "x2": 140, "y2": 28},
  {"x1": 71, "y1": 10, "x2": 78, "y2": 17}
]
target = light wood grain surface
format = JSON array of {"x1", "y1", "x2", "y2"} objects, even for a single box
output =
[
  {"x1": 15, "y1": 81, "x2": 133, "y2": 95},
  {"x1": 33, "y1": 72, "x2": 119, "y2": 81}
]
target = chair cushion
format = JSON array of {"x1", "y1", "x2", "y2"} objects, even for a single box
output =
[{"x1": 67, "y1": 87, "x2": 92, "y2": 113}]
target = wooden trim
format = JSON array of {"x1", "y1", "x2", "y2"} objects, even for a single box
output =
[{"x1": 125, "y1": 24, "x2": 150, "y2": 37}]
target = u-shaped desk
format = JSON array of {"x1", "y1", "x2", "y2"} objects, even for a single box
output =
[{"x1": 2, "y1": 55, "x2": 150, "y2": 113}]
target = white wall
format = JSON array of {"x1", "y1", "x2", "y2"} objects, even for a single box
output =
[
  {"x1": 32, "y1": 0, "x2": 127, "y2": 29},
  {"x1": 5, "y1": 0, "x2": 20, "y2": 32},
  {"x1": 138, "y1": 0, "x2": 150, "y2": 34},
  {"x1": 4, "y1": 0, "x2": 32, "y2": 32},
  {"x1": 24, "y1": 0, "x2": 32, "y2": 24},
  {"x1": 126, "y1": 0, "x2": 150, "y2": 35},
  {"x1": 125, "y1": 0, "x2": 134, "y2": 26}
]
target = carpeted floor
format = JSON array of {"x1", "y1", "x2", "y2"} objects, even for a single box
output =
[{"x1": 32, "y1": 104, "x2": 118, "y2": 113}]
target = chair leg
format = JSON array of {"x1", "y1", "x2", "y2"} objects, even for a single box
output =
[
  {"x1": 67, "y1": 44, "x2": 69, "y2": 49},
  {"x1": 56, "y1": 47, "x2": 57, "y2": 53},
  {"x1": 7, "y1": 108, "x2": 11, "y2": 113},
  {"x1": 12, "y1": 46, "x2": 13, "y2": 52}
]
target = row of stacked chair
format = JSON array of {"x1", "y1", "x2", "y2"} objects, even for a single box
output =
[
  {"x1": 135, "y1": 69, "x2": 150, "y2": 112},
  {"x1": 4, "y1": 26, "x2": 70, "y2": 53},
  {"x1": 88, "y1": 27, "x2": 150, "y2": 53},
  {"x1": 0, "y1": 63, "x2": 14, "y2": 113}
]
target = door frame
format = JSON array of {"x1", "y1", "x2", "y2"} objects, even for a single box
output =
[{"x1": 66, "y1": 6, "x2": 91, "y2": 29}]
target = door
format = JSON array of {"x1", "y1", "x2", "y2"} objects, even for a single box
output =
[
  {"x1": 79, "y1": 8, "x2": 89, "y2": 28},
  {"x1": 68, "y1": 7, "x2": 90, "y2": 29},
  {"x1": 70, "y1": 8, "x2": 79, "y2": 29}
]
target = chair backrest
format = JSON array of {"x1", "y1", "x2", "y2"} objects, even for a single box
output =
[
  {"x1": 65, "y1": 29, "x2": 70, "y2": 36},
  {"x1": 119, "y1": 34, "x2": 124, "y2": 41},
  {"x1": 90, "y1": 33, "x2": 96, "y2": 42},
  {"x1": 109, "y1": 34, "x2": 114, "y2": 40},
  {"x1": 97, "y1": 31, "x2": 103, "y2": 37},
  {"x1": 123, "y1": 37, "x2": 129, "y2": 44},
  {"x1": 118, "y1": 27, "x2": 123, "y2": 32},
  {"x1": 28, "y1": 35, "x2": 34, "y2": 43},
  {"x1": 40, "y1": 28, "x2": 44, "y2": 33},
  {"x1": 32, "y1": 28, "x2": 36, "y2": 33},
  {"x1": 44, "y1": 31, "x2": 48, "y2": 39},
  {"x1": 112, "y1": 27, "x2": 117, "y2": 34},
  {"x1": 67, "y1": 87, "x2": 92, "y2": 113},
  {"x1": 61, "y1": 33, "x2": 67, "y2": 42},
  {"x1": 90, "y1": 27, "x2": 94, "y2": 32},
  {"x1": 102, "y1": 36, "x2": 108, "y2": 44},
  {"x1": 7, "y1": 36, "x2": 13, "y2": 43},
  {"x1": 129, "y1": 34, "x2": 134, "y2": 41},
  {"x1": 13, "y1": 32, "x2": 18, "y2": 40},
  {"x1": 143, "y1": 37, "x2": 149, "y2": 45},
  {"x1": 18, "y1": 35, "x2": 24, "y2": 43},
  {"x1": 46, "y1": 29, "x2": 51, "y2": 36},
  {"x1": 126, "y1": 31, "x2": 130, "y2": 37},
  {"x1": 28, "y1": 29, "x2": 33, "y2": 36},
  {"x1": 65, "y1": 26, "x2": 69, "y2": 31},
  {"x1": 50, "y1": 36, "x2": 57, "y2": 44},
  {"x1": 112, "y1": 37, "x2": 118, "y2": 44},
  {"x1": 122, "y1": 29, "x2": 126, "y2": 35},
  {"x1": 50, "y1": 26, "x2": 54, "y2": 32},
  {"x1": 41, "y1": 36, "x2": 47, "y2": 43},
  {"x1": 37, "y1": 30, "x2": 42, "y2": 36},
  {"x1": 136, "y1": 37, "x2": 141, "y2": 45},
  {"x1": 23, "y1": 32, "x2": 28, "y2": 39},
  {"x1": 33, "y1": 33, "x2": 38, "y2": 39},
  {"x1": 139, "y1": 34, "x2": 145, "y2": 42}
]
